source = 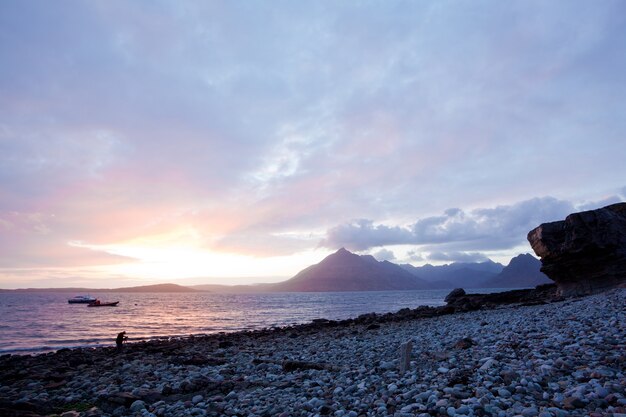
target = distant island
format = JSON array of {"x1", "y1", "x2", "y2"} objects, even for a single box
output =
[
  {"x1": 1, "y1": 249, "x2": 551, "y2": 293},
  {"x1": 0, "y1": 283, "x2": 203, "y2": 293}
]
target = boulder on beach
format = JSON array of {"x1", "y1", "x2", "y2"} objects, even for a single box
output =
[
  {"x1": 527, "y1": 202, "x2": 626, "y2": 297},
  {"x1": 444, "y1": 288, "x2": 465, "y2": 303}
]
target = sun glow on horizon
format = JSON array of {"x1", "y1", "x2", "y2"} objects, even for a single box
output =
[{"x1": 70, "y1": 241, "x2": 332, "y2": 284}]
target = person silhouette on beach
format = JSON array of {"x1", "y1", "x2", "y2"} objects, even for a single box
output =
[{"x1": 116, "y1": 331, "x2": 128, "y2": 352}]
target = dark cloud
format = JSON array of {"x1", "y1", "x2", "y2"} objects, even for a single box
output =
[{"x1": 323, "y1": 197, "x2": 576, "y2": 252}]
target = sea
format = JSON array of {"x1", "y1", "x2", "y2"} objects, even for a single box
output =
[{"x1": 0, "y1": 289, "x2": 504, "y2": 355}]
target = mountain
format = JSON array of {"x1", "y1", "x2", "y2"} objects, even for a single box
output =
[
  {"x1": 271, "y1": 248, "x2": 431, "y2": 292},
  {"x1": 401, "y1": 260, "x2": 504, "y2": 288},
  {"x1": 482, "y1": 253, "x2": 552, "y2": 288},
  {"x1": 2, "y1": 254, "x2": 550, "y2": 293}
]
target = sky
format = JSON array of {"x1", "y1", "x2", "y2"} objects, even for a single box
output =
[{"x1": 1, "y1": 1, "x2": 625, "y2": 288}]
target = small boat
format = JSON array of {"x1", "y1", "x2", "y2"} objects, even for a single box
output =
[
  {"x1": 87, "y1": 300, "x2": 119, "y2": 307},
  {"x1": 68, "y1": 295, "x2": 97, "y2": 304}
]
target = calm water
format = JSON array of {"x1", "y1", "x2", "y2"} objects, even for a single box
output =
[{"x1": 0, "y1": 289, "x2": 500, "y2": 355}]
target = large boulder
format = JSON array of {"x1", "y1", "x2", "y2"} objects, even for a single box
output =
[
  {"x1": 527, "y1": 202, "x2": 626, "y2": 296},
  {"x1": 444, "y1": 288, "x2": 466, "y2": 303}
]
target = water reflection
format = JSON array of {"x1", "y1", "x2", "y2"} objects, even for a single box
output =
[{"x1": 0, "y1": 289, "x2": 498, "y2": 354}]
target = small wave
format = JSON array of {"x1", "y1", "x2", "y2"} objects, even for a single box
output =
[
  {"x1": 0, "y1": 346, "x2": 56, "y2": 354},
  {"x1": 43, "y1": 337, "x2": 112, "y2": 345}
]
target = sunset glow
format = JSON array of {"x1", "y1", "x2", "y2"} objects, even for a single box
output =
[{"x1": 83, "y1": 243, "x2": 332, "y2": 284}]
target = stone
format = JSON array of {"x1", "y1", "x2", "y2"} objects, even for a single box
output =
[
  {"x1": 521, "y1": 407, "x2": 538, "y2": 417},
  {"x1": 479, "y1": 359, "x2": 498, "y2": 371},
  {"x1": 108, "y1": 392, "x2": 140, "y2": 407},
  {"x1": 563, "y1": 396, "x2": 586, "y2": 409},
  {"x1": 445, "y1": 288, "x2": 466, "y2": 303},
  {"x1": 497, "y1": 388, "x2": 511, "y2": 398},
  {"x1": 436, "y1": 399, "x2": 449, "y2": 407},
  {"x1": 129, "y1": 399, "x2": 146, "y2": 412},
  {"x1": 453, "y1": 337, "x2": 475, "y2": 349},
  {"x1": 400, "y1": 403, "x2": 421, "y2": 413},
  {"x1": 527, "y1": 202, "x2": 626, "y2": 296},
  {"x1": 398, "y1": 340, "x2": 412, "y2": 373}
]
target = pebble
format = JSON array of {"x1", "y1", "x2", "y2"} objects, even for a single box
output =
[
  {"x1": 130, "y1": 400, "x2": 146, "y2": 412},
  {"x1": 497, "y1": 388, "x2": 512, "y2": 398}
]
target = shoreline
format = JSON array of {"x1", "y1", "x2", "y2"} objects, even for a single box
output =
[
  {"x1": 0, "y1": 287, "x2": 528, "y2": 357},
  {"x1": 1, "y1": 287, "x2": 624, "y2": 417}
]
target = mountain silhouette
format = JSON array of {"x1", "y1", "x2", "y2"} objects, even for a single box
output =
[
  {"x1": 401, "y1": 260, "x2": 503, "y2": 288},
  {"x1": 482, "y1": 253, "x2": 552, "y2": 288},
  {"x1": 271, "y1": 248, "x2": 430, "y2": 292}
]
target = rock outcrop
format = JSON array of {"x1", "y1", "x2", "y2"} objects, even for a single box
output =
[
  {"x1": 444, "y1": 284, "x2": 557, "y2": 310},
  {"x1": 527, "y1": 202, "x2": 626, "y2": 296}
]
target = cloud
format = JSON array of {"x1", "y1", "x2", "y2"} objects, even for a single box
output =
[
  {"x1": 405, "y1": 251, "x2": 424, "y2": 263},
  {"x1": 322, "y1": 219, "x2": 413, "y2": 251},
  {"x1": 211, "y1": 231, "x2": 318, "y2": 257},
  {"x1": 323, "y1": 196, "x2": 576, "y2": 252},
  {"x1": 372, "y1": 248, "x2": 396, "y2": 261},
  {"x1": 1, "y1": 1, "x2": 626, "y2": 286},
  {"x1": 577, "y1": 195, "x2": 623, "y2": 211},
  {"x1": 0, "y1": 211, "x2": 135, "y2": 268}
]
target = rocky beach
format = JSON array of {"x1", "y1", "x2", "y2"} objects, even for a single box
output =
[{"x1": 1, "y1": 287, "x2": 624, "y2": 417}]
